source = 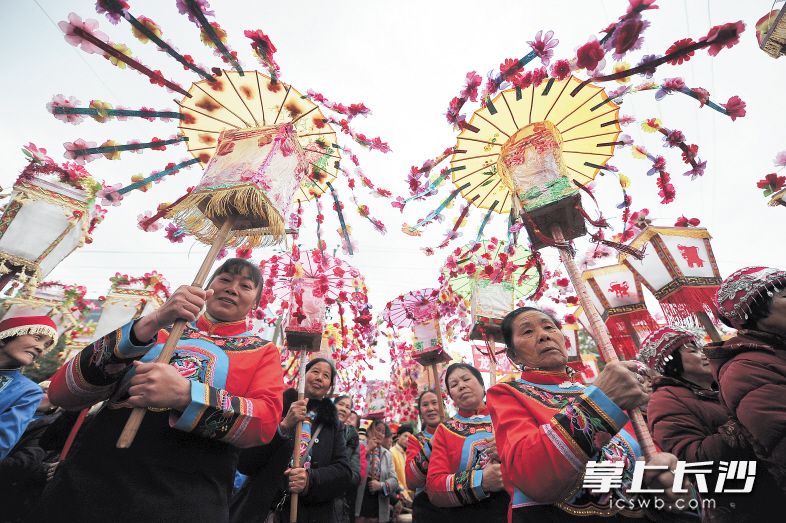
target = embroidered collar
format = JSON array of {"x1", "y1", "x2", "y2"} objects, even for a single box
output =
[
  {"x1": 520, "y1": 369, "x2": 571, "y2": 384},
  {"x1": 457, "y1": 405, "x2": 489, "y2": 418},
  {"x1": 195, "y1": 315, "x2": 248, "y2": 336}
]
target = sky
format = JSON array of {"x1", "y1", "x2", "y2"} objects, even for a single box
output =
[{"x1": 1, "y1": 1, "x2": 785, "y2": 380}]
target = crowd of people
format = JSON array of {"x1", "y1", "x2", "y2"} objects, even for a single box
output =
[{"x1": 1, "y1": 260, "x2": 785, "y2": 522}]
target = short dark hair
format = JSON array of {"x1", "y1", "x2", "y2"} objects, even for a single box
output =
[
  {"x1": 306, "y1": 357, "x2": 336, "y2": 386},
  {"x1": 396, "y1": 423, "x2": 415, "y2": 437},
  {"x1": 501, "y1": 306, "x2": 562, "y2": 350},
  {"x1": 444, "y1": 363, "x2": 484, "y2": 398},
  {"x1": 416, "y1": 389, "x2": 439, "y2": 410},
  {"x1": 207, "y1": 258, "x2": 263, "y2": 302},
  {"x1": 333, "y1": 394, "x2": 351, "y2": 406},
  {"x1": 369, "y1": 419, "x2": 387, "y2": 434}
]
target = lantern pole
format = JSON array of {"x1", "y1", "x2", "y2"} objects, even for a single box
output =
[
  {"x1": 289, "y1": 349, "x2": 309, "y2": 523},
  {"x1": 551, "y1": 225, "x2": 657, "y2": 460},
  {"x1": 116, "y1": 217, "x2": 236, "y2": 449},
  {"x1": 696, "y1": 311, "x2": 722, "y2": 343},
  {"x1": 430, "y1": 363, "x2": 446, "y2": 421}
]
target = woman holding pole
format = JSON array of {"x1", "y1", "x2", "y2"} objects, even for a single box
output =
[
  {"x1": 33, "y1": 259, "x2": 285, "y2": 523},
  {"x1": 488, "y1": 306, "x2": 687, "y2": 521}
]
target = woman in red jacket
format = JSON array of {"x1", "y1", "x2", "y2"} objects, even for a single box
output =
[
  {"x1": 405, "y1": 389, "x2": 442, "y2": 522},
  {"x1": 705, "y1": 266, "x2": 786, "y2": 495},
  {"x1": 488, "y1": 307, "x2": 684, "y2": 522},
  {"x1": 425, "y1": 363, "x2": 509, "y2": 521},
  {"x1": 642, "y1": 326, "x2": 776, "y2": 521}
]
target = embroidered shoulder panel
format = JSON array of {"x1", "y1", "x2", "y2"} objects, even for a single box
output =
[
  {"x1": 183, "y1": 325, "x2": 269, "y2": 352},
  {"x1": 502, "y1": 379, "x2": 583, "y2": 410},
  {"x1": 442, "y1": 416, "x2": 493, "y2": 438}
]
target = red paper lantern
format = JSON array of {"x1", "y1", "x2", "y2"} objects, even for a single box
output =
[
  {"x1": 619, "y1": 226, "x2": 720, "y2": 324},
  {"x1": 581, "y1": 264, "x2": 659, "y2": 359}
]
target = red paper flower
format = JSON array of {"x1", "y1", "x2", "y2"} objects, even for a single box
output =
[
  {"x1": 721, "y1": 96, "x2": 746, "y2": 121},
  {"x1": 674, "y1": 216, "x2": 700, "y2": 227},
  {"x1": 664, "y1": 38, "x2": 695, "y2": 65},
  {"x1": 551, "y1": 59, "x2": 571, "y2": 80},
  {"x1": 701, "y1": 21, "x2": 745, "y2": 57},
  {"x1": 691, "y1": 87, "x2": 710, "y2": 107},
  {"x1": 576, "y1": 39, "x2": 605, "y2": 70},
  {"x1": 757, "y1": 173, "x2": 786, "y2": 196},
  {"x1": 610, "y1": 13, "x2": 647, "y2": 58}
]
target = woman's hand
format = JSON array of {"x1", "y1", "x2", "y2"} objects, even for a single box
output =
[
  {"x1": 642, "y1": 453, "x2": 692, "y2": 504},
  {"x1": 484, "y1": 439, "x2": 500, "y2": 463},
  {"x1": 480, "y1": 462, "x2": 504, "y2": 493},
  {"x1": 127, "y1": 361, "x2": 191, "y2": 410},
  {"x1": 593, "y1": 361, "x2": 649, "y2": 410},
  {"x1": 368, "y1": 479, "x2": 383, "y2": 493},
  {"x1": 285, "y1": 467, "x2": 309, "y2": 494},
  {"x1": 132, "y1": 286, "x2": 213, "y2": 342},
  {"x1": 280, "y1": 399, "x2": 308, "y2": 433}
]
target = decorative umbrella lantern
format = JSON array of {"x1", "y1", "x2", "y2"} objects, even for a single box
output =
[
  {"x1": 618, "y1": 226, "x2": 722, "y2": 341},
  {"x1": 382, "y1": 288, "x2": 460, "y2": 420},
  {"x1": 93, "y1": 272, "x2": 170, "y2": 340},
  {"x1": 440, "y1": 239, "x2": 540, "y2": 384},
  {"x1": 364, "y1": 379, "x2": 388, "y2": 420},
  {"x1": 0, "y1": 281, "x2": 85, "y2": 336},
  {"x1": 0, "y1": 147, "x2": 101, "y2": 293},
  {"x1": 285, "y1": 277, "x2": 328, "y2": 352},
  {"x1": 581, "y1": 264, "x2": 659, "y2": 359},
  {"x1": 757, "y1": 6, "x2": 786, "y2": 58},
  {"x1": 117, "y1": 119, "x2": 310, "y2": 450}
]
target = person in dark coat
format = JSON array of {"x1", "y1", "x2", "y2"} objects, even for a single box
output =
[
  {"x1": 705, "y1": 267, "x2": 786, "y2": 495},
  {"x1": 642, "y1": 326, "x2": 778, "y2": 521},
  {"x1": 232, "y1": 358, "x2": 351, "y2": 523},
  {"x1": 334, "y1": 395, "x2": 361, "y2": 523}
]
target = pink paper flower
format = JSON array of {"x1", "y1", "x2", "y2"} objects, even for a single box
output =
[
  {"x1": 95, "y1": 0, "x2": 129, "y2": 24},
  {"x1": 137, "y1": 211, "x2": 162, "y2": 232},
  {"x1": 774, "y1": 150, "x2": 786, "y2": 168},
  {"x1": 22, "y1": 143, "x2": 53, "y2": 164},
  {"x1": 701, "y1": 21, "x2": 745, "y2": 57},
  {"x1": 58, "y1": 13, "x2": 108, "y2": 54},
  {"x1": 63, "y1": 139, "x2": 99, "y2": 164},
  {"x1": 550, "y1": 59, "x2": 572, "y2": 80},
  {"x1": 528, "y1": 30, "x2": 559, "y2": 66},
  {"x1": 47, "y1": 94, "x2": 83, "y2": 124},
  {"x1": 722, "y1": 96, "x2": 746, "y2": 121},
  {"x1": 97, "y1": 183, "x2": 123, "y2": 206},
  {"x1": 609, "y1": 14, "x2": 648, "y2": 59},
  {"x1": 165, "y1": 222, "x2": 186, "y2": 243}
]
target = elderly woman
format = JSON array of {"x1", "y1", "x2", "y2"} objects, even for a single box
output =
[
  {"x1": 643, "y1": 325, "x2": 777, "y2": 521},
  {"x1": 233, "y1": 358, "x2": 351, "y2": 523},
  {"x1": 425, "y1": 363, "x2": 509, "y2": 521},
  {"x1": 488, "y1": 307, "x2": 682, "y2": 521},
  {"x1": 405, "y1": 389, "x2": 442, "y2": 522},
  {"x1": 34, "y1": 259, "x2": 285, "y2": 523},
  {"x1": 705, "y1": 266, "x2": 786, "y2": 495}
]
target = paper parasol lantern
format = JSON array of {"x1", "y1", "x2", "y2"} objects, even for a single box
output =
[
  {"x1": 92, "y1": 273, "x2": 169, "y2": 341},
  {"x1": 285, "y1": 278, "x2": 328, "y2": 352},
  {"x1": 581, "y1": 264, "x2": 659, "y2": 359},
  {"x1": 0, "y1": 171, "x2": 94, "y2": 291},
  {"x1": 364, "y1": 379, "x2": 388, "y2": 420},
  {"x1": 0, "y1": 283, "x2": 82, "y2": 336},
  {"x1": 757, "y1": 7, "x2": 786, "y2": 58},
  {"x1": 382, "y1": 289, "x2": 451, "y2": 366},
  {"x1": 441, "y1": 239, "x2": 540, "y2": 344},
  {"x1": 618, "y1": 226, "x2": 721, "y2": 337},
  {"x1": 167, "y1": 125, "x2": 308, "y2": 247}
]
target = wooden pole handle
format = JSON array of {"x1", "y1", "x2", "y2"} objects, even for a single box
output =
[
  {"x1": 551, "y1": 225, "x2": 657, "y2": 459},
  {"x1": 290, "y1": 350, "x2": 309, "y2": 523},
  {"x1": 116, "y1": 218, "x2": 235, "y2": 449}
]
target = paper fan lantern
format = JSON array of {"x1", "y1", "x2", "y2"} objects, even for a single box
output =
[{"x1": 178, "y1": 71, "x2": 340, "y2": 202}]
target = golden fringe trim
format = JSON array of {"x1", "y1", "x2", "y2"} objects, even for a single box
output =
[
  {"x1": 166, "y1": 184, "x2": 288, "y2": 247},
  {"x1": 0, "y1": 324, "x2": 58, "y2": 343}
]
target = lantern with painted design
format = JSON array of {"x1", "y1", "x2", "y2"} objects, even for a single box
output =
[
  {"x1": 0, "y1": 282, "x2": 84, "y2": 337},
  {"x1": 757, "y1": 7, "x2": 786, "y2": 58},
  {"x1": 285, "y1": 278, "x2": 328, "y2": 352},
  {"x1": 92, "y1": 273, "x2": 169, "y2": 340},
  {"x1": 0, "y1": 153, "x2": 101, "y2": 292},
  {"x1": 364, "y1": 379, "x2": 388, "y2": 420},
  {"x1": 581, "y1": 264, "x2": 659, "y2": 359},
  {"x1": 619, "y1": 226, "x2": 721, "y2": 339}
]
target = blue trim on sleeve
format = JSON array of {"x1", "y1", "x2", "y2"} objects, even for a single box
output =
[
  {"x1": 471, "y1": 469, "x2": 488, "y2": 500},
  {"x1": 114, "y1": 320, "x2": 156, "y2": 359},
  {"x1": 170, "y1": 381, "x2": 208, "y2": 432},
  {"x1": 583, "y1": 385, "x2": 628, "y2": 431}
]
